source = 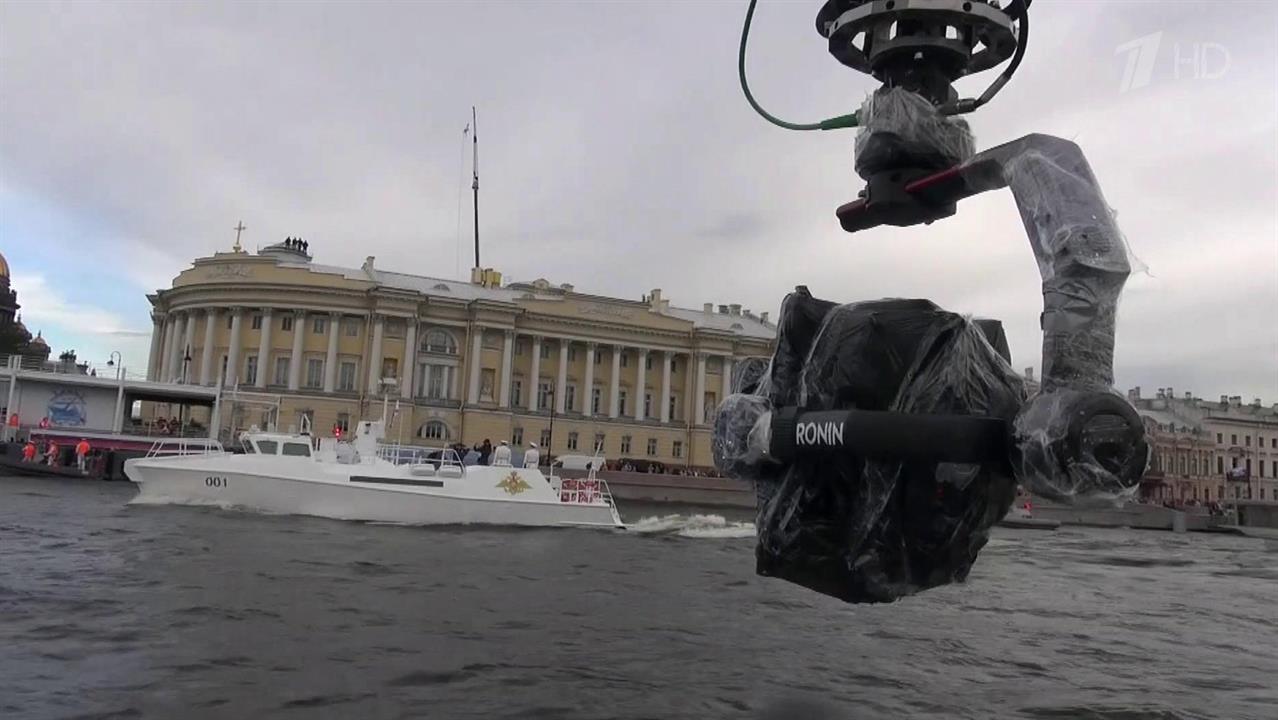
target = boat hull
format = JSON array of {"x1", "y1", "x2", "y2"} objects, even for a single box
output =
[{"x1": 124, "y1": 456, "x2": 623, "y2": 529}]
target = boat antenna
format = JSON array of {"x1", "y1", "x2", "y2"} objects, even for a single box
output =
[{"x1": 471, "y1": 106, "x2": 480, "y2": 270}]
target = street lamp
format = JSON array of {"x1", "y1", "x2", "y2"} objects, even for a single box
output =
[
  {"x1": 546, "y1": 388, "x2": 555, "y2": 467},
  {"x1": 106, "y1": 351, "x2": 123, "y2": 381}
]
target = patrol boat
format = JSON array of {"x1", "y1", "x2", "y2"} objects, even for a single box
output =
[{"x1": 122, "y1": 418, "x2": 623, "y2": 529}]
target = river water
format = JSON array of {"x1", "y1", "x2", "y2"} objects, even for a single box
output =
[{"x1": 2, "y1": 475, "x2": 1276, "y2": 720}]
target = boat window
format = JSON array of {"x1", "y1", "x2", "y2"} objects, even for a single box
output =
[
  {"x1": 257, "y1": 440, "x2": 279, "y2": 455},
  {"x1": 282, "y1": 442, "x2": 312, "y2": 457}
]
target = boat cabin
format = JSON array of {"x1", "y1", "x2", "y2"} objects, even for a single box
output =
[{"x1": 240, "y1": 431, "x2": 314, "y2": 458}]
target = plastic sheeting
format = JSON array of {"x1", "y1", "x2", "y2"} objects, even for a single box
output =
[
  {"x1": 956, "y1": 133, "x2": 1149, "y2": 504},
  {"x1": 714, "y1": 291, "x2": 1026, "y2": 604},
  {"x1": 854, "y1": 87, "x2": 975, "y2": 178}
]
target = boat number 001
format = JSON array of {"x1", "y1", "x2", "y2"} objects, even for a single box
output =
[{"x1": 205, "y1": 476, "x2": 228, "y2": 488}]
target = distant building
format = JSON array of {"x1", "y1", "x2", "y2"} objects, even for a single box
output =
[
  {"x1": 144, "y1": 239, "x2": 776, "y2": 468},
  {"x1": 1128, "y1": 387, "x2": 1278, "y2": 503},
  {"x1": 0, "y1": 251, "x2": 16, "y2": 324}
]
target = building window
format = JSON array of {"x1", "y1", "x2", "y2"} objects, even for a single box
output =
[
  {"x1": 296, "y1": 409, "x2": 315, "y2": 432},
  {"x1": 251, "y1": 314, "x2": 263, "y2": 331},
  {"x1": 386, "y1": 318, "x2": 405, "y2": 338},
  {"x1": 1217, "y1": 485, "x2": 1223, "y2": 499},
  {"x1": 538, "y1": 382, "x2": 553, "y2": 411},
  {"x1": 673, "y1": 440, "x2": 683, "y2": 458},
  {"x1": 273, "y1": 356, "x2": 289, "y2": 386},
  {"x1": 512, "y1": 427, "x2": 524, "y2": 446},
  {"x1": 670, "y1": 356, "x2": 678, "y2": 373},
  {"x1": 480, "y1": 368, "x2": 496, "y2": 401},
  {"x1": 1216, "y1": 432, "x2": 1222, "y2": 444},
  {"x1": 1262, "y1": 487, "x2": 1267, "y2": 500},
  {"x1": 669, "y1": 395, "x2": 678, "y2": 421},
  {"x1": 422, "y1": 329, "x2": 458, "y2": 355},
  {"x1": 567, "y1": 432, "x2": 579, "y2": 451},
  {"x1": 344, "y1": 318, "x2": 361, "y2": 337},
  {"x1": 592, "y1": 387, "x2": 602, "y2": 414},
  {"x1": 1261, "y1": 460, "x2": 1267, "y2": 478},
  {"x1": 644, "y1": 393, "x2": 652, "y2": 419},
  {"x1": 620, "y1": 352, "x2": 629, "y2": 368},
  {"x1": 540, "y1": 429, "x2": 552, "y2": 448},
  {"x1": 646, "y1": 438, "x2": 657, "y2": 456},
  {"x1": 565, "y1": 384, "x2": 576, "y2": 412},
  {"x1": 422, "y1": 365, "x2": 451, "y2": 399},
  {"x1": 418, "y1": 420, "x2": 449, "y2": 441},
  {"x1": 644, "y1": 354, "x2": 652, "y2": 371},
  {"x1": 594, "y1": 352, "x2": 603, "y2": 365},
  {"x1": 515, "y1": 340, "x2": 524, "y2": 356},
  {"x1": 1245, "y1": 435, "x2": 1251, "y2": 447},
  {"x1": 305, "y1": 359, "x2": 323, "y2": 388},
  {"x1": 703, "y1": 392, "x2": 717, "y2": 421},
  {"x1": 511, "y1": 379, "x2": 523, "y2": 407},
  {"x1": 619, "y1": 389, "x2": 628, "y2": 416},
  {"x1": 1246, "y1": 458, "x2": 1252, "y2": 474},
  {"x1": 1218, "y1": 456, "x2": 1224, "y2": 474},
  {"x1": 281, "y1": 315, "x2": 294, "y2": 332},
  {"x1": 227, "y1": 315, "x2": 234, "y2": 330},
  {"x1": 1231, "y1": 434, "x2": 1237, "y2": 445},
  {"x1": 620, "y1": 435, "x2": 632, "y2": 454},
  {"x1": 1272, "y1": 438, "x2": 1277, "y2": 449},
  {"x1": 335, "y1": 413, "x2": 350, "y2": 433},
  {"x1": 244, "y1": 355, "x2": 258, "y2": 385},
  {"x1": 312, "y1": 316, "x2": 328, "y2": 334},
  {"x1": 338, "y1": 361, "x2": 358, "y2": 391},
  {"x1": 382, "y1": 358, "x2": 398, "y2": 380},
  {"x1": 593, "y1": 433, "x2": 605, "y2": 453},
  {"x1": 568, "y1": 346, "x2": 577, "y2": 362},
  {"x1": 1232, "y1": 457, "x2": 1238, "y2": 469},
  {"x1": 540, "y1": 343, "x2": 551, "y2": 360}
]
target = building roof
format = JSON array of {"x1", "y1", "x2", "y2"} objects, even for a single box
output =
[
  {"x1": 0, "y1": 251, "x2": 8, "y2": 279},
  {"x1": 274, "y1": 256, "x2": 776, "y2": 340}
]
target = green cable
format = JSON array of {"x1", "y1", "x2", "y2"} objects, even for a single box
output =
[{"x1": 739, "y1": 0, "x2": 859, "y2": 131}]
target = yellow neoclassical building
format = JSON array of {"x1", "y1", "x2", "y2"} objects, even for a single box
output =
[{"x1": 146, "y1": 240, "x2": 775, "y2": 468}]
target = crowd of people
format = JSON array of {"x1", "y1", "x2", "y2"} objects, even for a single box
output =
[{"x1": 18, "y1": 436, "x2": 102, "y2": 475}]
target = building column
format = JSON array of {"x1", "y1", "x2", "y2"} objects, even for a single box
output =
[
  {"x1": 158, "y1": 315, "x2": 172, "y2": 381},
  {"x1": 721, "y1": 355, "x2": 734, "y2": 404},
  {"x1": 634, "y1": 349, "x2": 648, "y2": 421},
  {"x1": 255, "y1": 308, "x2": 273, "y2": 389},
  {"x1": 165, "y1": 313, "x2": 184, "y2": 383},
  {"x1": 147, "y1": 314, "x2": 164, "y2": 381},
  {"x1": 609, "y1": 345, "x2": 621, "y2": 419},
  {"x1": 467, "y1": 325, "x2": 483, "y2": 404},
  {"x1": 366, "y1": 314, "x2": 385, "y2": 394},
  {"x1": 498, "y1": 329, "x2": 514, "y2": 408},
  {"x1": 527, "y1": 335, "x2": 542, "y2": 411},
  {"x1": 199, "y1": 308, "x2": 218, "y2": 386},
  {"x1": 582, "y1": 342, "x2": 596, "y2": 418},
  {"x1": 556, "y1": 339, "x2": 569, "y2": 414},
  {"x1": 323, "y1": 312, "x2": 340, "y2": 392},
  {"x1": 401, "y1": 320, "x2": 418, "y2": 399},
  {"x1": 694, "y1": 352, "x2": 707, "y2": 426},
  {"x1": 180, "y1": 313, "x2": 196, "y2": 383},
  {"x1": 226, "y1": 308, "x2": 243, "y2": 386},
  {"x1": 660, "y1": 350, "x2": 673, "y2": 423},
  {"x1": 288, "y1": 310, "x2": 307, "y2": 391}
]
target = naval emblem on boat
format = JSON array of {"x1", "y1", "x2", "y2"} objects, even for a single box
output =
[{"x1": 496, "y1": 471, "x2": 531, "y2": 495}]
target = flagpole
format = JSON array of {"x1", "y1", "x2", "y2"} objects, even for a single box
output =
[{"x1": 471, "y1": 106, "x2": 480, "y2": 270}]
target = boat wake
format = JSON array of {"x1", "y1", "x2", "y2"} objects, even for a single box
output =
[{"x1": 629, "y1": 513, "x2": 755, "y2": 539}]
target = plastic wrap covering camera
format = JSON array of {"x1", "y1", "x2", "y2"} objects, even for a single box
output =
[
  {"x1": 713, "y1": 291, "x2": 1025, "y2": 604},
  {"x1": 854, "y1": 87, "x2": 975, "y2": 179}
]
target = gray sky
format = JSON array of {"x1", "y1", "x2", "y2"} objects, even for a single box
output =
[{"x1": 2, "y1": 0, "x2": 1275, "y2": 401}]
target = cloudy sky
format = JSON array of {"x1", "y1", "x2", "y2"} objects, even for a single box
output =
[{"x1": 2, "y1": 0, "x2": 1275, "y2": 401}]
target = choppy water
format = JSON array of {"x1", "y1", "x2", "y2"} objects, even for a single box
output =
[{"x1": 2, "y1": 475, "x2": 1276, "y2": 720}]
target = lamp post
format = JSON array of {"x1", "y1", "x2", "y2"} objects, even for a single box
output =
[
  {"x1": 546, "y1": 388, "x2": 555, "y2": 467},
  {"x1": 106, "y1": 351, "x2": 123, "y2": 381},
  {"x1": 106, "y1": 351, "x2": 124, "y2": 433}
]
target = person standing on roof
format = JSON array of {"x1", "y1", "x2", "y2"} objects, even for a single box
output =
[
  {"x1": 523, "y1": 442, "x2": 540, "y2": 469},
  {"x1": 75, "y1": 438, "x2": 92, "y2": 473},
  {"x1": 493, "y1": 440, "x2": 512, "y2": 466}
]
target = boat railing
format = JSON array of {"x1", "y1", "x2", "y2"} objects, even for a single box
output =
[
  {"x1": 144, "y1": 438, "x2": 225, "y2": 459},
  {"x1": 375, "y1": 443, "x2": 464, "y2": 472}
]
